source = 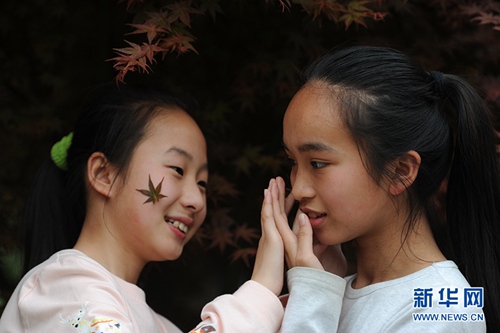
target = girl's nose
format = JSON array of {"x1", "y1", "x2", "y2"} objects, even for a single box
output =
[
  {"x1": 290, "y1": 170, "x2": 315, "y2": 202},
  {"x1": 181, "y1": 181, "x2": 205, "y2": 212}
]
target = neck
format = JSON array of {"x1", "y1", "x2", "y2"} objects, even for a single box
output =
[
  {"x1": 74, "y1": 206, "x2": 145, "y2": 284},
  {"x1": 352, "y1": 214, "x2": 446, "y2": 289}
]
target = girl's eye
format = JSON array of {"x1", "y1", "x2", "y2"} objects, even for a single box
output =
[
  {"x1": 198, "y1": 180, "x2": 207, "y2": 189},
  {"x1": 171, "y1": 166, "x2": 184, "y2": 176},
  {"x1": 311, "y1": 161, "x2": 327, "y2": 169},
  {"x1": 286, "y1": 157, "x2": 297, "y2": 167}
]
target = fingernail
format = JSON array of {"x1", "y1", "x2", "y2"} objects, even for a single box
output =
[{"x1": 299, "y1": 213, "x2": 308, "y2": 226}]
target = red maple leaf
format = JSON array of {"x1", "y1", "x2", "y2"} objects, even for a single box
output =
[
  {"x1": 118, "y1": 0, "x2": 144, "y2": 11},
  {"x1": 230, "y1": 247, "x2": 257, "y2": 267},
  {"x1": 234, "y1": 224, "x2": 260, "y2": 243},
  {"x1": 166, "y1": 0, "x2": 203, "y2": 27},
  {"x1": 145, "y1": 9, "x2": 172, "y2": 27},
  {"x1": 127, "y1": 21, "x2": 170, "y2": 44},
  {"x1": 199, "y1": 0, "x2": 225, "y2": 19},
  {"x1": 159, "y1": 30, "x2": 198, "y2": 55},
  {"x1": 109, "y1": 41, "x2": 164, "y2": 83},
  {"x1": 206, "y1": 208, "x2": 236, "y2": 252}
]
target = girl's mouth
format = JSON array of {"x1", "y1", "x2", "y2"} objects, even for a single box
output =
[
  {"x1": 165, "y1": 217, "x2": 189, "y2": 234},
  {"x1": 304, "y1": 212, "x2": 327, "y2": 228},
  {"x1": 307, "y1": 212, "x2": 326, "y2": 219}
]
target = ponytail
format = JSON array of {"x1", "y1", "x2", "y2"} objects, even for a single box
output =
[
  {"x1": 22, "y1": 83, "x2": 198, "y2": 273},
  {"x1": 445, "y1": 74, "x2": 500, "y2": 329},
  {"x1": 23, "y1": 158, "x2": 81, "y2": 273},
  {"x1": 301, "y1": 45, "x2": 500, "y2": 329}
]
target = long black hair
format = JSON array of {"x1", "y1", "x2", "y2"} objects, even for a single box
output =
[
  {"x1": 23, "y1": 83, "x2": 200, "y2": 273},
  {"x1": 302, "y1": 45, "x2": 500, "y2": 329}
]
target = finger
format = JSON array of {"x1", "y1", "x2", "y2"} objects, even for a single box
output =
[
  {"x1": 296, "y1": 213, "x2": 314, "y2": 256},
  {"x1": 260, "y1": 188, "x2": 272, "y2": 229},
  {"x1": 284, "y1": 192, "x2": 296, "y2": 216},
  {"x1": 262, "y1": 183, "x2": 283, "y2": 238},
  {"x1": 270, "y1": 181, "x2": 293, "y2": 237},
  {"x1": 292, "y1": 209, "x2": 301, "y2": 234},
  {"x1": 275, "y1": 177, "x2": 287, "y2": 217},
  {"x1": 253, "y1": 187, "x2": 285, "y2": 295},
  {"x1": 295, "y1": 213, "x2": 323, "y2": 270},
  {"x1": 260, "y1": 181, "x2": 273, "y2": 225},
  {"x1": 270, "y1": 181, "x2": 298, "y2": 263}
]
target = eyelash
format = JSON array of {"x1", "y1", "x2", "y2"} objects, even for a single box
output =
[
  {"x1": 286, "y1": 157, "x2": 297, "y2": 167},
  {"x1": 171, "y1": 166, "x2": 184, "y2": 176},
  {"x1": 286, "y1": 158, "x2": 327, "y2": 169},
  {"x1": 311, "y1": 161, "x2": 327, "y2": 169},
  {"x1": 171, "y1": 166, "x2": 207, "y2": 189}
]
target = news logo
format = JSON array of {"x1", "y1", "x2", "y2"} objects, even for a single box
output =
[{"x1": 412, "y1": 287, "x2": 484, "y2": 322}]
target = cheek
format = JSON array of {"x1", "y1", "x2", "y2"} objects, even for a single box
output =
[
  {"x1": 197, "y1": 206, "x2": 207, "y2": 226},
  {"x1": 327, "y1": 172, "x2": 379, "y2": 214},
  {"x1": 316, "y1": 171, "x2": 357, "y2": 207},
  {"x1": 289, "y1": 168, "x2": 297, "y2": 185},
  {"x1": 190, "y1": 198, "x2": 207, "y2": 226}
]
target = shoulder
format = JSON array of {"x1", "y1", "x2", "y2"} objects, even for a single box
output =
[
  {"x1": 17, "y1": 249, "x2": 127, "y2": 306},
  {"x1": 427, "y1": 260, "x2": 471, "y2": 287},
  {"x1": 2, "y1": 250, "x2": 146, "y2": 332},
  {"x1": 19, "y1": 249, "x2": 116, "y2": 299}
]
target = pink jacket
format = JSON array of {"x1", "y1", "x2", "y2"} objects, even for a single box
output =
[{"x1": 0, "y1": 250, "x2": 284, "y2": 332}]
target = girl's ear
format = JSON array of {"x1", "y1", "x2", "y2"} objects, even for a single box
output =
[
  {"x1": 87, "y1": 152, "x2": 117, "y2": 198},
  {"x1": 388, "y1": 150, "x2": 421, "y2": 196}
]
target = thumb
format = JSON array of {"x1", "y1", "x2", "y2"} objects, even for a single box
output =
[
  {"x1": 296, "y1": 213, "x2": 313, "y2": 252},
  {"x1": 295, "y1": 213, "x2": 323, "y2": 270}
]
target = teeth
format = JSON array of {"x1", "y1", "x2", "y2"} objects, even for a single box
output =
[{"x1": 165, "y1": 218, "x2": 189, "y2": 234}]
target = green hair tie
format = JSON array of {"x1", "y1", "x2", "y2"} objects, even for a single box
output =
[{"x1": 50, "y1": 132, "x2": 73, "y2": 171}]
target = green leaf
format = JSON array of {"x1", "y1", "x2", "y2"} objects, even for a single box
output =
[{"x1": 136, "y1": 175, "x2": 167, "y2": 204}]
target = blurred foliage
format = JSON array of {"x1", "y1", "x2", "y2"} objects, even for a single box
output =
[
  {"x1": 109, "y1": 0, "x2": 389, "y2": 82},
  {"x1": 1, "y1": 0, "x2": 500, "y2": 330}
]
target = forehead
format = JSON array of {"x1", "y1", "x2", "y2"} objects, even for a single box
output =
[
  {"x1": 146, "y1": 108, "x2": 204, "y2": 138},
  {"x1": 283, "y1": 83, "x2": 343, "y2": 142},
  {"x1": 142, "y1": 109, "x2": 207, "y2": 157}
]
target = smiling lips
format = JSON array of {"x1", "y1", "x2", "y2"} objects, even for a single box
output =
[
  {"x1": 301, "y1": 210, "x2": 327, "y2": 228},
  {"x1": 165, "y1": 217, "x2": 189, "y2": 234},
  {"x1": 306, "y1": 212, "x2": 326, "y2": 219}
]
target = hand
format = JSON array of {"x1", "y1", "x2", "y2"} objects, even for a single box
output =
[
  {"x1": 310, "y1": 237, "x2": 347, "y2": 277},
  {"x1": 289, "y1": 214, "x2": 346, "y2": 276},
  {"x1": 273, "y1": 178, "x2": 347, "y2": 277},
  {"x1": 251, "y1": 179, "x2": 285, "y2": 296}
]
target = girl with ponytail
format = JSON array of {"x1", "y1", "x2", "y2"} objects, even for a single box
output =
[
  {"x1": 0, "y1": 83, "x2": 286, "y2": 332},
  {"x1": 265, "y1": 45, "x2": 500, "y2": 331}
]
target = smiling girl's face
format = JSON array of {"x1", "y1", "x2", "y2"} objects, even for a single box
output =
[
  {"x1": 107, "y1": 108, "x2": 208, "y2": 264},
  {"x1": 283, "y1": 82, "x2": 397, "y2": 246}
]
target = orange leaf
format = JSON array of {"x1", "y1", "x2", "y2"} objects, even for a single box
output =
[
  {"x1": 199, "y1": 0, "x2": 224, "y2": 20},
  {"x1": 166, "y1": 0, "x2": 203, "y2": 27},
  {"x1": 230, "y1": 248, "x2": 257, "y2": 267},
  {"x1": 159, "y1": 31, "x2": 198, "y2": 55},
  {"x1": 234, "y1": 224, "x2": 260, "y2": 243},
  {"x1": 127, "y1": 21, "x2": 170, "y2": 44},
  {"x1": 118, "y1": 0, "x2": 144, "y2": 11},
  {"x1": 145, "y1": 9, "x2": 172, "y2": 27}
]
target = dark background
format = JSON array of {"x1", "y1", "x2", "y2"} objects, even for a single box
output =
[{"x1": 1, "y1": 0, "x2": 499, "y2": 331}]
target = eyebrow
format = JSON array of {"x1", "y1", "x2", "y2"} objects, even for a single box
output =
[
  {"x1": 165, "y1": 147, "x2": 193, "y2": 160},
  {"x1": 165, "y1": 147, "x2": 209, "y2": 171},
  {"x1": 282, "y1": 141, "x2": 336, "y2": 153}
]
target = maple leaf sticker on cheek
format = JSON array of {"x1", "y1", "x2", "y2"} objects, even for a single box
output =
[{"x1": 136, "y1": 175, "x2": 167, "y2": 204}]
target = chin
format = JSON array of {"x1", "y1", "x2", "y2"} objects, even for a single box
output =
[
  {"x1": 315, "y1": 232, "x2": 342, "y2": 246},
  {"x1": 168, "y1": 249, "x2": 183, "y2": 261},
  {"x1": 155, "y1": 246, "x2": 183, "y2": 262}
]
